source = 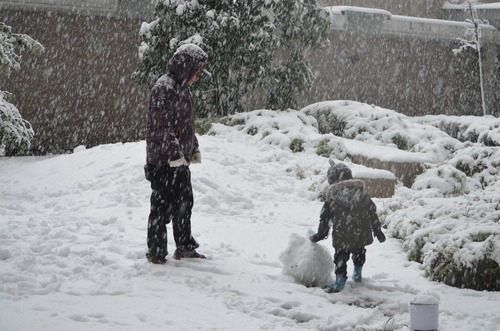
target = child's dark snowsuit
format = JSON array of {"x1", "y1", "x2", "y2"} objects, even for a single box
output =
[{"x1": 311, "y1": 160, "x2": 386, "y2": 288}]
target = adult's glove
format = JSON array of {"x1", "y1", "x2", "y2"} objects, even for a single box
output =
[
  {"x1": 169, "y1": 157, "x2": 188, "y2": 167},
  {"x1": 374, "y1": 228, "x2": 386, "y2": 243},
  {"x1": 192, "y1": 153, "x2": 201, "y2": 164}
]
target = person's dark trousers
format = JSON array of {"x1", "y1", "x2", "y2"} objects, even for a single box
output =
[
  {"x1": 334, "y1": 248, "x2": 366, "y2": 278},
  {"x1": 145, "y1": 163, "x2": 199, "y2": 259}
]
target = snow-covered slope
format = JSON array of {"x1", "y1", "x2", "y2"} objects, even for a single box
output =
[{"x1": 1, "y1": 102, "x2": 500, "y2": 330}]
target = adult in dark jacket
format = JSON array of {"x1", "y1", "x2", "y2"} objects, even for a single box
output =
[
  {"x1": 311, "y1": 160, "x2": 386, "y2": 292},
  {"x1": 144, "y1": 44, "x2": 209, "y2": 264}
]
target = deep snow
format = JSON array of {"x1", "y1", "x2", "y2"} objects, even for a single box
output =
[{"x1": 1, "y1": 102, "x2": 500, "y2": 331}]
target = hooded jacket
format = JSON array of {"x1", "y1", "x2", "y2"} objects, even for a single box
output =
[
  {"x1": 317, "y1": 179, "x2": 383, "y2": 250},
  {"x1": 146, "y1": 44, "x2": 207, "y2": 166}
]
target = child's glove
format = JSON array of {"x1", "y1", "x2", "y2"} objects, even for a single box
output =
[
  {"x1": 310, "y1": 220, "x2": 330, "y2": 243},
  {"x1": 310, "y1": 233, "x2": 327, "y2": 243},
  {"x1": 374, "y1": 228, "x2": 386, "y2": 243}
]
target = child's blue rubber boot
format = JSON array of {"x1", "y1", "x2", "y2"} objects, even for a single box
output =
[
  {"x1": 353, "y1": 265, "x2": 363, "y2": 282},
  {"x1": 324, "y1": 275, "x2": 347, "y2": 293}
]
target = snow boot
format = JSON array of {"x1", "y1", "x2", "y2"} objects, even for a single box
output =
[
  {"x1": 353, "y1": 265, "x2": 363, "y2": 282},
  {"x1": 173, "y1": 249, "x2": 206, "y2": 260},
  {"x1": 147, "y1": 255, "x2": 167, "y2": 264},
  {"x1": 324, "y1": 275, "x2": 347, "y2": 293}
]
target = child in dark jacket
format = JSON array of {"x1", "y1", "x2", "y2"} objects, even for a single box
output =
[{"x1": 310, "y1": 160, "x2": 386, "y2": 292}]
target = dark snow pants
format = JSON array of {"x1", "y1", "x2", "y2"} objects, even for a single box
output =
[
  {"x1": 334, "y1": 248, "x2": 366, "y2": 278},
  {"x1": 145, "y1": 163, "x2": 199, "y2": 259}
]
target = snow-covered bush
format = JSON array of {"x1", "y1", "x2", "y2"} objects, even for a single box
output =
[
  {"x1": 209, "y1": 109, "x2": 347, "y2": 160},
  {"x1": 0, "y1": 91, "x2": 34, "y2": 156},
  {"x1": 383, "y1": 194, "x2": 500, "y2": 291},
  {"x1": 379, "y1": 135, "x2": 500, "y2": 291},
  {"x1": 412, "y1": 164, "x2": 472, "y2": 197},
  {"x1": 415, "y1": 115, "x2": 500, "y2": 146},
  {"x1": 301, "y1": 101, "x2": 458, "y2": 164}
]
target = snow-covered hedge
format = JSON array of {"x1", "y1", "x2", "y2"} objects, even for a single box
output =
[
  {"x1": 211, "y1": 108, "x2": 348, "y2": 161},
  {"x1": 415, "y1": 115, "x2": 500, "y2": 147},
  {"x1": 197, "y1": 101, "x2": 500, "y2": 291}
]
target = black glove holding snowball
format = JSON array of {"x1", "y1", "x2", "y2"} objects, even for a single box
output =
[
  {"x1": 310, "y1": 220, "x2": 330, "y2": 243},
  {"x1": 374, "y1": 228, "x2": 386, "y2": 243},
  {"x1": 310, "y1": 233, "x2": 324, "y2": 243}
]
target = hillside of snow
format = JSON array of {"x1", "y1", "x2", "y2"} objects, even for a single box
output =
[{"x1": 1, "y1": 101, "x2": 500, "y2": 330}]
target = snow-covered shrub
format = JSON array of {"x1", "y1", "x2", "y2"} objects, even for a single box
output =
[
  {"x1": 411, "y1": 146, "x2": 500, "y2": 198},
  {"x1": 290, "y1": 138, "x2": 305, "y2": 153},
  {"x1": 415, "y1": 115, "x2": 500, "y2": 146},
  {"x1": 219, "y1": 115, "x2": 247, "y2": 127},
  {"x1": 427, "y1": 239, "x2": 500, "y2": 291},
  {"x1": 382, "y1": 194, "x2": 500, "y2": 291},
  {"x1": 301, "y1": 103, "x2": 347, "y2": 135},
  {"x1": 383, "y1": 170, "x2": 500, "y2": 291},
  {"x1": 346, "y1": 109, "x2": 500, "y2": 291},
  {"x1": 0, "y1": 92, "x2": 34, "y2": 156},
  {"x1": 451, "y1": 146, "x2": 500, "y2": 188},
  {"x1": 315, "y1": 139, "x2": 331, "y2": 157},
  {"x1": 412, "y1": 164, "x2": 472, "y2": 197},
  {"x1": 301, "y1": 101, "x2": 454, "y2": 162},
  {"x1": 314, "y1": 135, "x2": 347, "y2": 160}
]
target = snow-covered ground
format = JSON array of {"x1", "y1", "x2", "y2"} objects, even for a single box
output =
[{"x1": 1, "y1": 101, "x2": 500, "y2": 330}]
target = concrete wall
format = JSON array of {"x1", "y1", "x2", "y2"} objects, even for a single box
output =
[
  {"x1": 0, "y1": 7, "x2": 151, "y2": 154},
  {"x1": 1, "y1": 1, "x2": 499, "y2": 155},
  {"x1": 296, "y1": 9, "x2": 500, "y2": 118}
]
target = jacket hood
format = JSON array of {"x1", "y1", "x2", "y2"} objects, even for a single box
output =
[
  {"x1": 168, "y1": 44, "x2": 208, "y2": 86},
  {"x1": 328, "y1": 179, "x2": 365, "y2": 207},
  {"x1": 327, "y1": 160, "x2": 353, "y2": 185}
]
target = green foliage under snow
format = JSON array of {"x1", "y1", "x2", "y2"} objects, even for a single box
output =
[{"x1": 133, "y1": 0, "x2": 331, "y2": 117}]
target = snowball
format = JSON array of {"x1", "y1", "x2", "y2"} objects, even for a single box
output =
[{"x1": 279, "y1": 232, "x2": 334, "y2": 287}]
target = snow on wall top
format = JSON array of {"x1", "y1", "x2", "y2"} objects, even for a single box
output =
[
  {"x1": 0, "y1": 0, "x2": 117, "y2": 10},
  {"x1": 443, "y1": 1, "x2": 500, "y2": 10},
  {"x1": 326, "y1": 5, "x2": 498, "y2": 41}
]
